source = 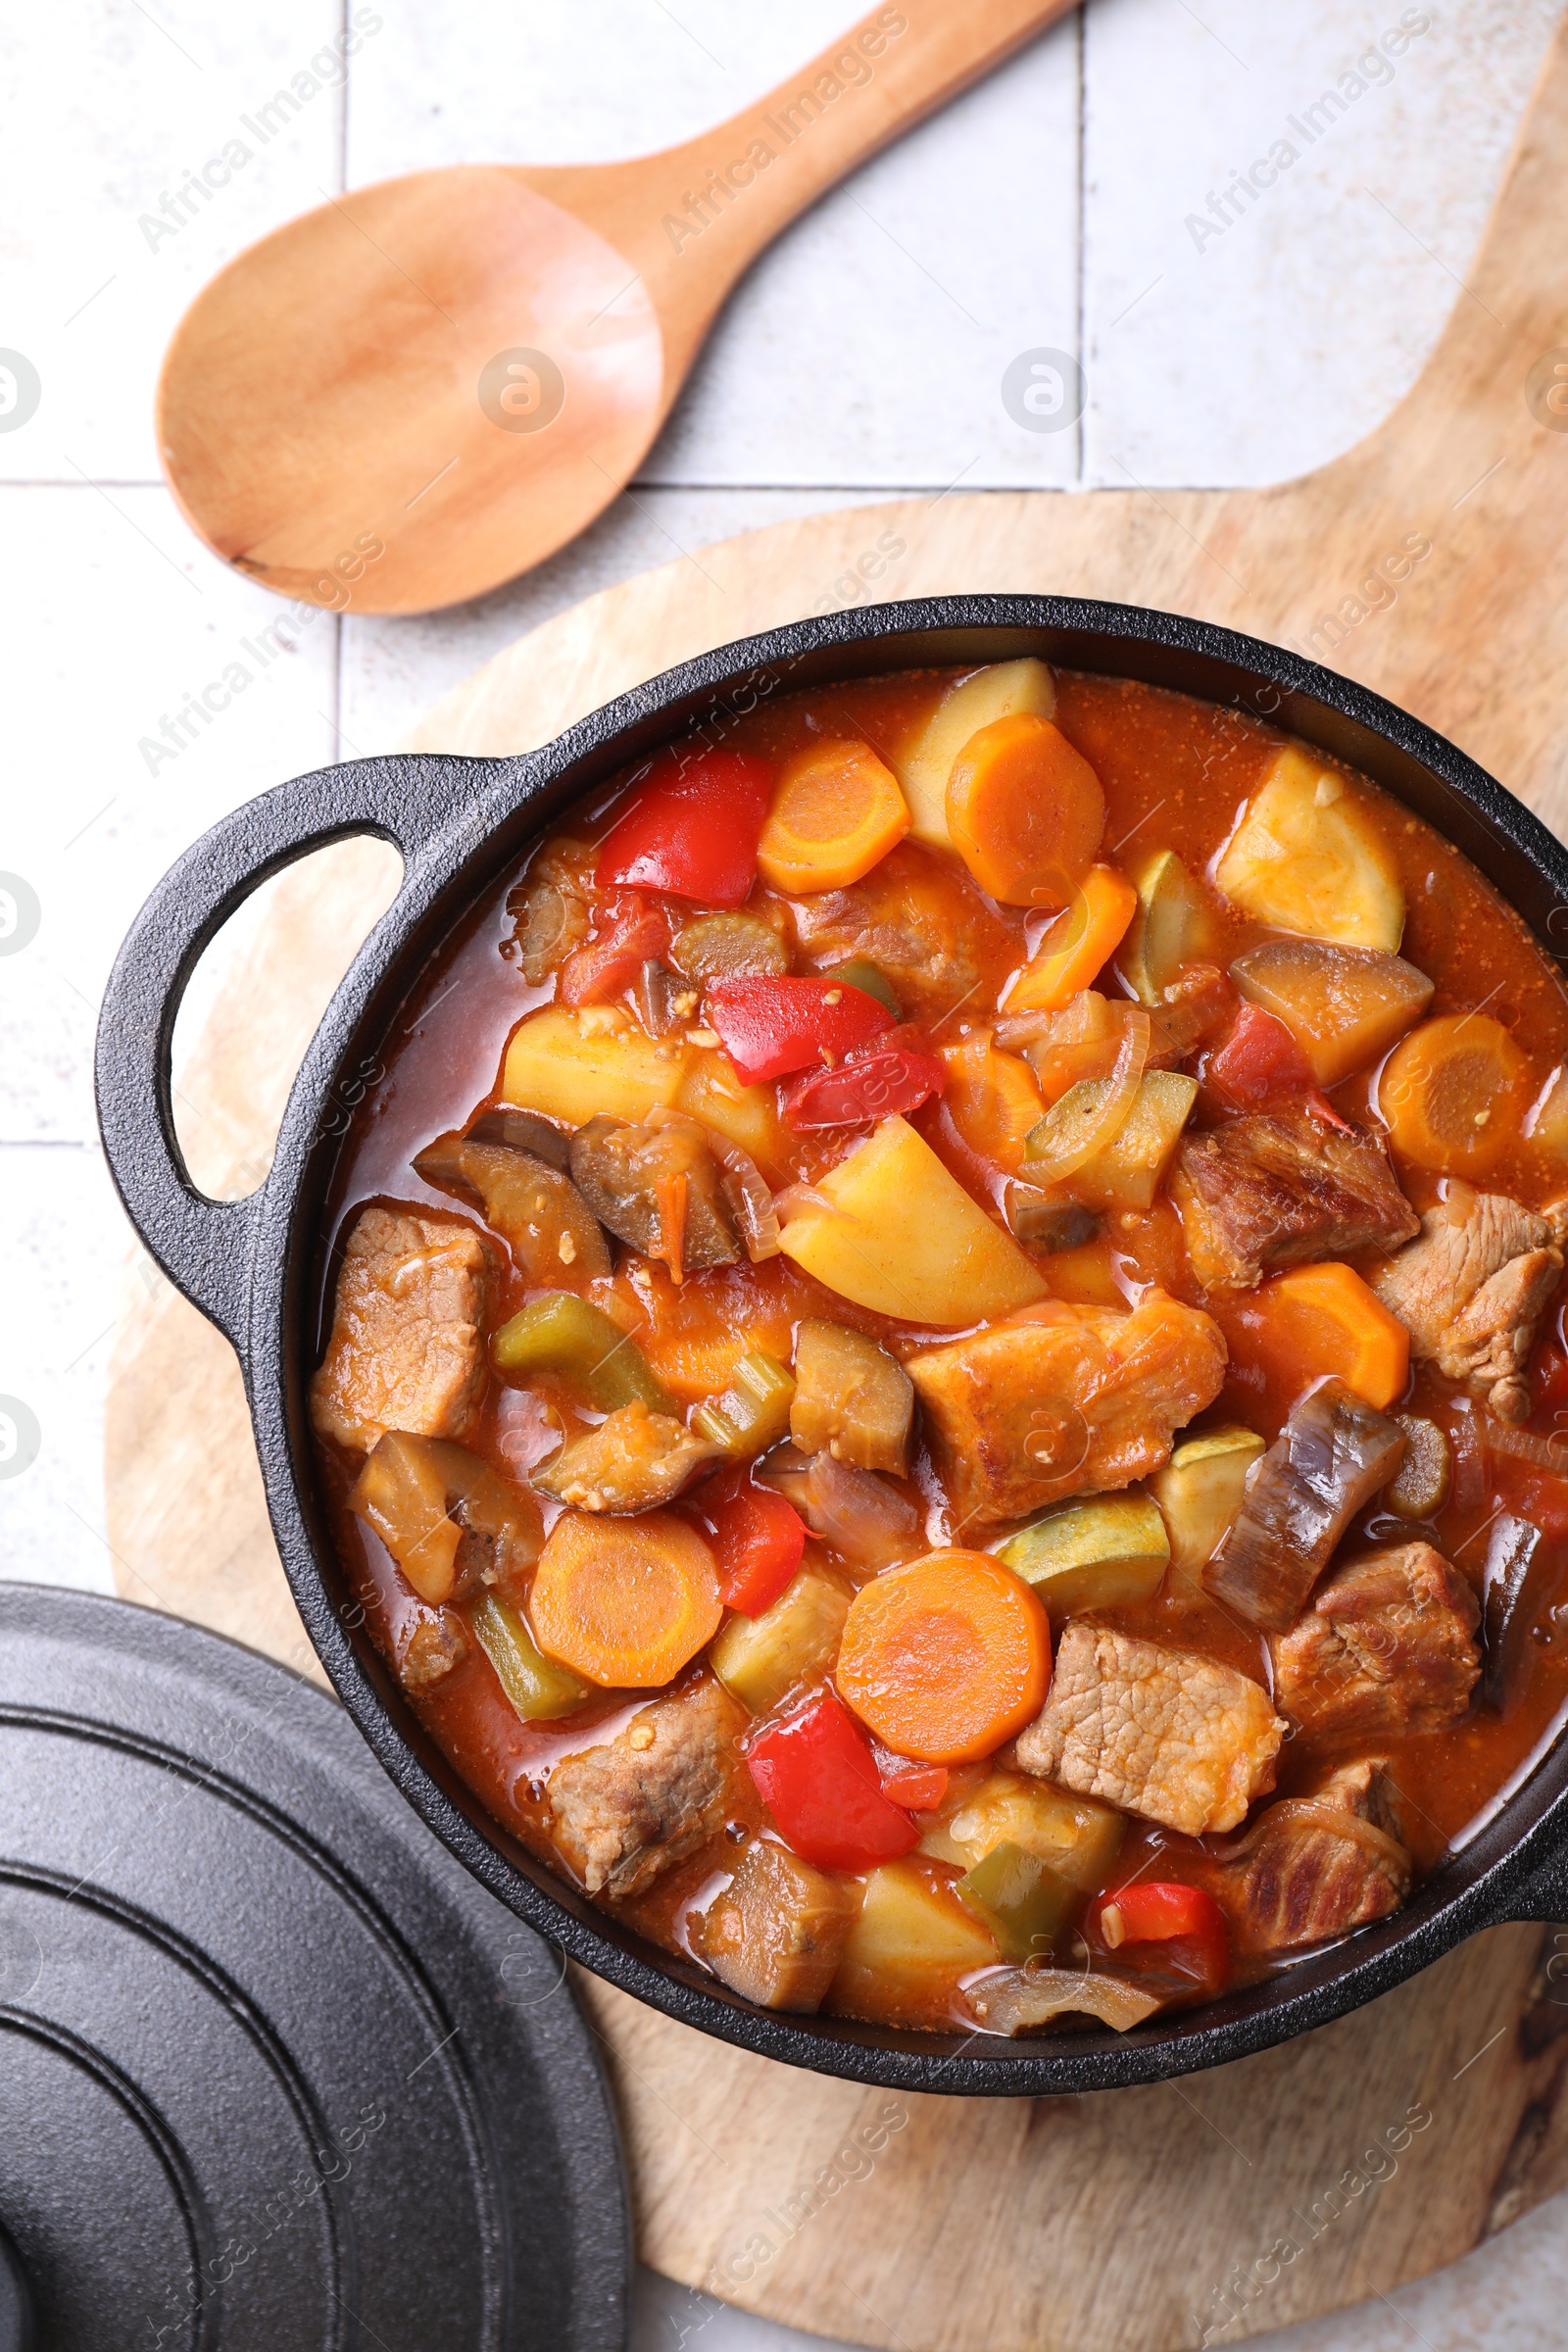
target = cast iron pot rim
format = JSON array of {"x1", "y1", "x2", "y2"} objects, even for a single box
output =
[{"x1": 97, "y1": 592, "x2": 1568, "y2": 2099}]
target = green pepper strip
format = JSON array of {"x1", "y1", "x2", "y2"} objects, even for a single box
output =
[
  {"x1": 956, "y1": 1841, "x2": 1077, "y2": 1963},
  {"x1": 469, "y1": 1592, "x2": 588, "y2": 1721},
  {"x1": 491, "y1": 1292, "x2": 674, "y2": 1414},
  {"x1": 834, "y1": 956, "x2": 903, "y2": 1021},
  {"x1": 692, "y1": 1350, "x2": 797, "y2": 1455}
]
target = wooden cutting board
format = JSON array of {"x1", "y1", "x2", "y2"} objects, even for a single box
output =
[{"x1": 106, "y1": 21, "x2": 1568, "y2": 2349}]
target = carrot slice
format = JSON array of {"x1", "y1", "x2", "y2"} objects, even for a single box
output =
[
  {"x1": 945, "y1": 713, "x2": 1106, "y2": 908},
  {"x1": 1380, "y1": 1012, "x2": 1532, "y2": 1177},
  {"x1": 836, "y1": 1549, "x2": 1051, "y2": 1764},
  {"x1": 1222, "y1": 1260, "x2": 1409, "y2": 1413},
  {"x1": 529, "y1": 1508, "x2": 722, "y2": 1687},
  {"x1": 1004, "y1": 863, "x2": 1138, "y2": 1011},
  {"x1": 940, "y1": 1033, "x2": 1045, "y2": 1174},
  {"x1": 756, "y1": 739, "x2": 911, "y2": 895}
]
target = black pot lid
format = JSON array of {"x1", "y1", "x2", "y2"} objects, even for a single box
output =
[{"x1": 0, "y1": 1586, "x2": 628, "y2": 2352}]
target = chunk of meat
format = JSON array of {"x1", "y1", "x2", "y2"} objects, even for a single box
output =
[
  {"x1": 1273, "y1": 1542, "x2": 1481, "y2": 1740},
  {"x1": 695, "y1": 1838, "x2": 860, "y2": 2012},
  {"x1": 1014, "y1": 1624, "x2": 1284, "y2": 1836},
  {"x1": 1199, "y1": 1758, "x2": 1412, "y2": 1952},
  {"x1": 393, "y1": 1604, "x2": 468, "y2": 1692},
  {"x1": 908, "y1": 1293, "x2": 1226, "y2": 1529},
  {"x1": 532, "y1": 1400, "x2": 724, "y2": 1513},
  {"x1": 1169, "y1": 1110, "x2": 1418, "y2": 1291},
  {"x1": 1369, "y1": 1185, "x2": 1568, "y2": 1422},
  {"x1": 791, "y1": 841, "x2": 1012, "y2": 1021},
  {"x1": 1204, "y1": 1378, "x2": 1406, "y2": 1633},
  {"x1": 569, "y1": 1114, "x2": 739, "y2": 1274},
  {"x1": 309, "y1": 1207, "x2": 493, "y2": 1454},
  {"x1": 547, "y1": 1679, "x2": 747, "y2": 1898}
]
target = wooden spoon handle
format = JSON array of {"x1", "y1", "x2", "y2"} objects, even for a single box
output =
[{"x1": 620, "y1": 0, "x2": 1078, "y2": 309}]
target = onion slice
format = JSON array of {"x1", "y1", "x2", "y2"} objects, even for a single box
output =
[
  {"x1": 645, "y1": 1106, "x2": 781, "y2": 1260},
  {"x1": 968, "y1": 1964, "x2": 1162, "y2": 2036},
  {"x1": 1023, "y1": 1004, "x2": 1151, "y2": 1182},
  {"x1": 1481, "y1": 1417, "x2": 1568, "y2": 1475}
]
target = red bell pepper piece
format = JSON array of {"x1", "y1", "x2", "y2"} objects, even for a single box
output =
[
  {"x1": 1208, "y1": 1002, "x2": 1349, "y2": 1130},
  {"x1": 558, "y1": 894, "x2": 671, "y2": 1006},
  {"x1": 595, "y1": 747, "x2": 777, "y2": 907},
  {"x1": 783, "y1": 1029, "x2": 948, "y2": 1130},
  {"x1": 747, "y1": 1692, "x2": 919, "y2": 1871},
  {"x1": 707, "y1": 975, "x2": 894, "y2": 1085},
  {"x1": 875, "y1": 1758, "x2": 949, "y2": 1811},
  {"x1": 1090, "y1": 1881, "x2": 1231, "y2": 1995},
  {"x1": 709, "y1": 1480, "x2": 807, "y2": 1616}
]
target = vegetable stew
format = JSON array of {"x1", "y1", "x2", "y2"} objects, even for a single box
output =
[{"x1": 309, "y1": 659, "x2": 1568, "y2": 2036}]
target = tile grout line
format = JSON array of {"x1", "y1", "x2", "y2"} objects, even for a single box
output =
[{"x1": 1074, "y1": 0, "x2": 1087, "y2": 490}]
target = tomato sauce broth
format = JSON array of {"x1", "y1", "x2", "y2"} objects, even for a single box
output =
[{"x1": 314, "y1": 663, "x2": 1568, "y2": 2025}]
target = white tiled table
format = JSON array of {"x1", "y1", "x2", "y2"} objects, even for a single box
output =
[{"x1": 3, "y1": 5, "x2": 1565, "y2": 2345}]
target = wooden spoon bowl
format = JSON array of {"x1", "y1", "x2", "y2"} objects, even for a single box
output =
[{"x1": 157, "y1": 2, "x2": 1072, "y2": 615}]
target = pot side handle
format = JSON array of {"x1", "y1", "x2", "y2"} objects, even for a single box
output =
[{"x1": 93, "y1": 753, "x2": 497, "y2": 1354}]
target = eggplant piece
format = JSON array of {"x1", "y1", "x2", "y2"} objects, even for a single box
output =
[
  {"x1": 636, "y1": 958, "x2": 689, "y2": 1038},
  {"x1": 351, "y1": 1433, "x2": 544, "y2": 1607},
  {"x1": 1482, "y1": 1512, "x2": 1546, "y2": 1710},
  {"x1": 758, "y1": 1444, "x2": 922, "y2": 1568},
  {"x1": 568, "y1": 1114, "x2": 740, "y2": 1273},
  {"x1": 464, "y1": 1105, "x2": 573, "y2": 1170},
  {"x1": 1002, "y1": 1184, "x2": 1101, "y2": 1253},
  {"x1": 789, "y1": 1318, "x2": 914, "y2": 1477},
  {"x1": 1203, "y1": 1378, "x2": 1406, "y2": 1632},
  {"x1": 414, "y1": 1130, "x2": 612, "y2": 1279},
  {"x1": 532, "y1": 1399, "x2": 725, "y2": 1514}
]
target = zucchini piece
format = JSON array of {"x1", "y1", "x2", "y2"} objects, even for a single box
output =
[
  {"x1": 1214, "y1": 743, "x2": 1405, "y2": 951},
  {"x1": 692, "y1": 1350, "x2": 796, "y2": 1456},
  {"x1": 1387, "y1": 1413, "x2": 1452, "y2": 1520},
  {"x1": 995, "y1": 1493, "x2": 1170, "y2": 1621},
  {"x1": 954, "y1": 1841, "x2": 1076, "y2": 1962},
  {"x1": 1023, "y1": 1070, "x2": 1197, "y2": 1210},
  {"x1": 470, "y1": 1592, "x2": 589, "y2": 1720},
  {"x1": 789, "y1": 1319, "x2": 914, "y2": 1476},
  {"x1": 946, "y1": 1770, "x2": 1124, "y2": 1890},
  {"x1": 709, "y1": 1561, "x2": 851, "y2": 1714},
  {"x1": 833, "y1": 956, "x2": 903, "y2": 1020},
  {"x1": 1150, "y1": 1425, "x2": 1266, "y2": 1590},
  {"x1": 1118, "y1": 850, "x2": 1216, "y2": 1005}
]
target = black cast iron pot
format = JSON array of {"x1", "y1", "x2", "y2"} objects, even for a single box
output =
[{"x1": 95, "y1": 595, "x2": 1568, "y2": 2096}]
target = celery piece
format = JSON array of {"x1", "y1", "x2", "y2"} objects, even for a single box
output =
[
  {"x1": 470, "y1": 1592, "x2": 588, "y2": 1721},
  {"x1": 491, "y1": 1292, "x2": 674, "y2": 1414},
  {"x1": 692, "y1": 1350, "x2": 796, "y2": 1456},
  {"x1": 955, "y1": 1840, "x2": 1076, "y2": 1963},
  {"x1": 834, "y1": 956, "x2": 903, "y2": 1021}
]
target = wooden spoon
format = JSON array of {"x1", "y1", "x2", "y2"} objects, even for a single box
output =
[{"x1": 156, "y1": 1, "x2": 1073, "y2": 617}]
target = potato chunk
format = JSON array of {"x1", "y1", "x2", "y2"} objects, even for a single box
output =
[
  {"x1": 908, "y1": 1293, "x2": 1226, "y2": 1527},
  {"x1": 891, "y1": 659, "x2": 1056, "y2": 846},
  {"x1": 502, "y1": 1004, "x2": 688, "y2": 1126},
  {"x1": 826, "y1": 1859, "x2": 998, "y2": 2023},
  {"x1": 790, "y1": 1319, "x2": 914, "y2": 1475},
  {"x1": 1230, "y1": 936, "x2": 1433, "y2": 1085},
  {"x1": 696, "y1": 1839, "x2": 859, "y2": 2012},
  {"x1": 777, "y1": 1115, "x2": 1047, "y2": 1326},
  {"x1": 927, "y1": 1768, "x2": 1124, "y2": 1890},
  {"x1": 1215, "y1": 743, "x2": 1404, "y2": 950}
]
